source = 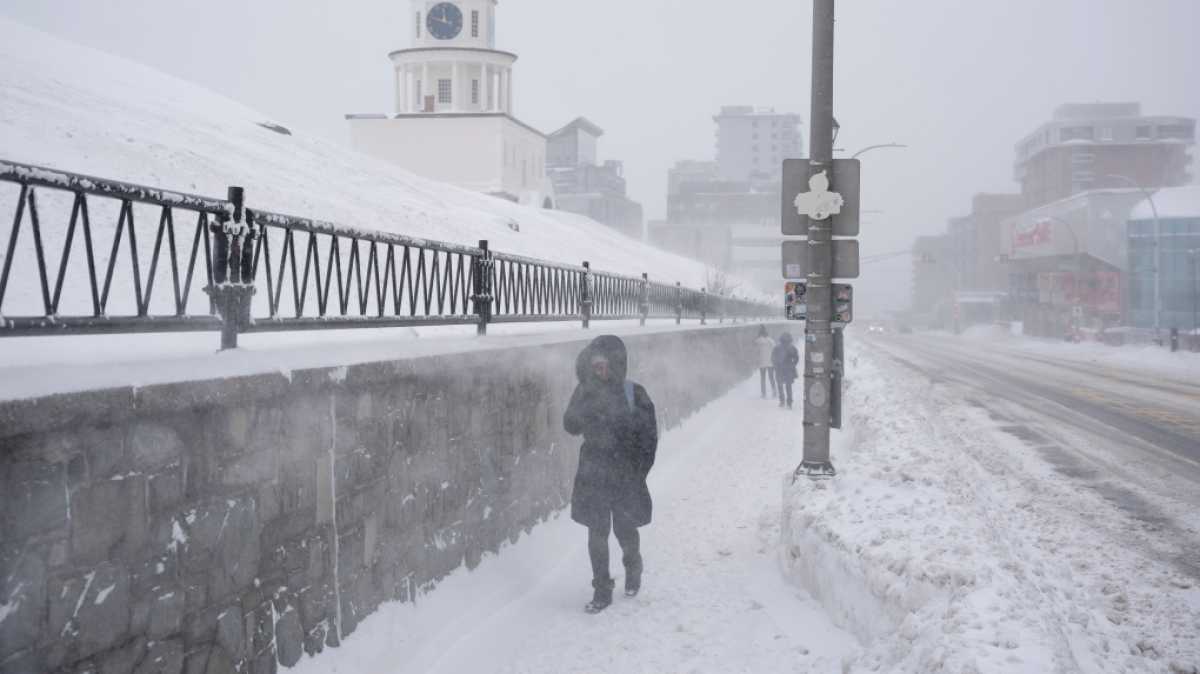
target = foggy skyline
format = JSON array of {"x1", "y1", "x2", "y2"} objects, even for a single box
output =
[{"x1": 3, "y1": 0, "x2": 1198, "y2": 311}]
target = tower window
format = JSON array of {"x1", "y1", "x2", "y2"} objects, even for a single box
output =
[
  {"x1": 472, "y1": 79, "x2": 480, "y2": 104},
  {"x1": 416, "y1": 12, "x2": 421, "y2": 38},
  {"x1": 472, "y1": 11, "x2": 480, "y2": 37},
  {"x1": 438, "y1": 79, "x2": 452, "y2": 104}
]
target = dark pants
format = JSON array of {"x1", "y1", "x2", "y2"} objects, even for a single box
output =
[
  {"x1": 759, "y1": 367, "x2": 776, "y2": 397},
  {"x1": 777, "y1": 380, "x2": 794, "y2": 407},
  {"x1": 588, "y1": 509, "x2": 641, "y2": 582}
]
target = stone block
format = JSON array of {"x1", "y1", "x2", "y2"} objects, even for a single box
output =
[
  {"x1": 214, "y1": 604, "x2": 245, "y2": 663},
  {"x1": 0, "y1": 551, "x2": 46, "y2": 661},
  {"x1": 146, "y1": 587, "x2": 185, "y2": 639},
  {"x1": 182, "y1": 646, "x2": 237, "y2": 674},
  {"x1": 45, "y1": 562, "x2": 130, "y2": 665},
  {"x1": 0, "y1": 649, "x2": 44, "y2": 674},
  {"x1": 96, "y1": 638, "x2": 145, "y2": 674},
  {"x1": 274, "y1": 608, "x2": 303, "y2": 668},
  {"x1": 133, "y1": 638, "x2": 182, "y2": 674},
  {"x1": 70, "y1": 477, "x2": 147, "y2": 563},
  {"x1": 81, "y1": 428, "x2": 127, "y2": 482},
  {"x1": 128, "y1": 423, "x2": 185, "y2": 469},
  {"x1": 4, "y1": 460, "x2": 67, "y2": 541},
  {"x1": 148, "y1": 467, "x2": 184, "y2": 514},
  {"x1": 177, "y1": 498, "x2": 259, "y2": 603},
  {"x1": 297, "y1": 585, "x2": 331, "y2": 635},
  {"x1": 220, "y1": 449, "x2": 277, "y2": 489},
  {"x1": 250, "y1": 648, "x2": 277, "y2": 674}
]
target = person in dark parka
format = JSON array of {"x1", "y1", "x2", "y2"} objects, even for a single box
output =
[
  {"x1": 564, "y1": 335, "x2": 659, "y2": 614},
  {"x1": 772, "y1": 332, "x2": 800, "y2": 409}
]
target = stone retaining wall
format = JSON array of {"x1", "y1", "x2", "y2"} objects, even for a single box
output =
[{"x1": 0, "y1": 324, "x2": 774, "y2": 674}]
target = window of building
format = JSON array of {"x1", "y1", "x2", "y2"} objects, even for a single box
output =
[
  {"x1": 438, "y1": 79, "x2": 452, "y2": 104},
  {"x1": 1136, "y1": 125, "x2": 1153, "y2": 140},
  {"x1": 1059, "y1": 126, "x2": 1094, "y2": 142},
  {"x1": 472, "y1": 10, "x2": 480, "y2": 37},
  {"x1": 471, "y1": 79, "x2": 480, "y2": 104},
  {"x1": 1098, "y1": 127, "x2": 1113, "y2": 141},
  {"x1": 1158, "y1": 124, "x2": 1194, "y2": 140},
  {"x1": 416, "y1": 13, "x2": 421, "y2": 38}
]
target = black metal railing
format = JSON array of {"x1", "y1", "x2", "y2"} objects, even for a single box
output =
[{"x1": 0, "y1": 159, "x2": 777, "y2": 348}]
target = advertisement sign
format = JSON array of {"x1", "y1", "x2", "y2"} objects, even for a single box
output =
[
  {"x1": 785, "y1": 282, "x2": 807, "y2": 320},
  {"x1": 1013, "y1": 220, "x2": 1052, "y2": 248}
]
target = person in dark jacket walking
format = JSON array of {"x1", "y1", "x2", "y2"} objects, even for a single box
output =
[
  {"x1": 772, "y1": 332, "x2": 800, "y2": 409},
  {"x1": 564, "y1": 335, "x2": 659, "y2": 614}
]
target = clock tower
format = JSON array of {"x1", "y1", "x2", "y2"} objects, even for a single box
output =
[
  {"x1": 346, "y1": 0, "x2": 552, "y2": 206},
  {"x1": 395, "y1": 0, "x2": 513, "y2": 115}
]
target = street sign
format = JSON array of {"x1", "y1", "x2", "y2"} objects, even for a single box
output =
[
  {"x1": 781, "y1": 240, "x2": 860, "y2": 279},
  {"x1": 832, "y1": 284, "x2": 853, "y2": 324},
  {"x1": 785, "y1": 282, "x2": 807, "y2": 320},
  {"x1": 781, "y1": 158, "x2": 861, "y2": 237}
]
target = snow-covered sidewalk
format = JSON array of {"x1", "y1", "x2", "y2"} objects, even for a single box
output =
[
  {"x1": 784, "y1": 347, "x2": 1200, "y2": 674},
  {"x1": 291, "y1": 376, "x2": 860, "y2": 674}
]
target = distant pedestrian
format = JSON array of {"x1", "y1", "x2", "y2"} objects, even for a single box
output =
[
  {"x1": 564, "y1": 335, "x2": 659, "y2": 614},
  {"x1": 772, "y1": 332, "x2": 800, "y2": 409},
  {"x1": 753, "y1": 325, "x2": 777, "y2": 399}
]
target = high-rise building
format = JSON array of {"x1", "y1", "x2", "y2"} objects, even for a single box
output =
[
  {"x1": 713, "y1": 106, "x2": 804, "y2": 184},
  {"x1": 1014, "y1": 103, "x2": 1194, "y2": 208},
  {"x1": 546, "y1": 118, "x2": 644, "y2": 239}
]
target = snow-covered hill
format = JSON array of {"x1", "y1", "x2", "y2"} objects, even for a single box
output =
[{"x1": 0, "y1": 16, "x2": 727, "y2": 298}]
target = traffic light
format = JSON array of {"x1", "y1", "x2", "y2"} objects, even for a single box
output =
[{"x1": 832, "y1": 284, "x2": 853, "y2": 324}]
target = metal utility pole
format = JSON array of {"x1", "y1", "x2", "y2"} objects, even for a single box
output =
[{"x1": 799, "y1": 0, "x2": 837, "y2": 478}]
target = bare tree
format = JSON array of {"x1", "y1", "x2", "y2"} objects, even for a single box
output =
[{"x1": 703, "y1": 267, "x2": 742, "y2": 298}]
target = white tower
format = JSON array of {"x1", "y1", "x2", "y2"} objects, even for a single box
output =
[
  {"x1": 346, "y1": 1, "x2": 554, "y2": 206},
  {"x1": 393, "y1": 0, "x2": 515, "y2": 114}
]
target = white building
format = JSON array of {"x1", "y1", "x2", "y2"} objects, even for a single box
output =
[
  {"x1": 713, "y1": 106, "x2": 804, "y2": 184},
  {"x1": 346, "y1": 0, "x2": 554, "y2": 206}
]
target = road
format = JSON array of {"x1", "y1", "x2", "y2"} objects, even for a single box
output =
[{"x1": 866, "y1": 332, "x2": 1200, "y2": 578}]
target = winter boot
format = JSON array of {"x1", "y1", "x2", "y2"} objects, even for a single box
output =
[
  {"x1": 624, "y1": 571, "x2": 641, "y2": 597},
  {"x1": 624, "y1": 554, "x2": 643, "y2": 597},
  {"x1": 585, "y1": 577, "x2": 615, "y2": 614}
]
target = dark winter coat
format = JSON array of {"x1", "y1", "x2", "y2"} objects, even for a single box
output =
[
  {"x1": 772, "y1": 334, "x2": 800, "y2": 383},
  {"x1": 564, "y1": 335, "x2": 659, "y2": 529}
]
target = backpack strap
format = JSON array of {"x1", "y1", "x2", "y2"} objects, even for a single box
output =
[{"x1": 624, "y1": 381, "x2": 636, "y2": 412}]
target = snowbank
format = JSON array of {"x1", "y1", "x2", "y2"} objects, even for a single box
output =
[
  {"x1": 955, "y1": 326, "x2": 1200, "y2": 384},
  {"x1": 782, "y1": 351, "x2": 1200, "y2": 673},
  {"x1": 0, "y1": 16, "x2": 746, "y2": 299}
]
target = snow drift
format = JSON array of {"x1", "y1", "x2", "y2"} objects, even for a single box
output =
[{"x1": 0, "y1": 16, "x2": 731, "y2": 292}]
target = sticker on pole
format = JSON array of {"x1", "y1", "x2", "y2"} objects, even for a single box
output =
[{"x1": 793, "y1": 170, "x2": 844, "y2": 221}]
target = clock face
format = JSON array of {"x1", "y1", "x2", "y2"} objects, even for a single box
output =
[{"x1": 426, "y1": 2, "x2": 463, "y2": 40}]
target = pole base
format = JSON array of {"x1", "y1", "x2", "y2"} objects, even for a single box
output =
[{"x1": 793, "y1": 461, "x2": 837, "y2": 481}]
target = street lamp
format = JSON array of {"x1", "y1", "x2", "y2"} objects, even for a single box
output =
[
  {"x1": 1104, "y1": 173, "x2": 1162, "y2": 331},
  {"x1": 850, "y1": 143, "x2": 909, "y2": 159}
]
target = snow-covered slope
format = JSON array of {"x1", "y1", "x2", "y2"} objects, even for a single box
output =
[{"x1": 0, "y1": 16, "x2": 724, "y2": 292}]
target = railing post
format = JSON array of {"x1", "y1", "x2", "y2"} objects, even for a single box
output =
[
  {"x1": 472, "y1": 239, "x2": 492, "y2": 336},
  {"x1": 206, "y1": 186, "x2": 256, "y2": 350},
  {"x1": 675, "y1": 282, "x2": 683, "y2": 325},
  {"x1": 700, "y1": 287, "x2": 708, "y2": 325},
  {"x1": 639, "y1": 273, "x2": 650, "y2": 327},
  {"x1": 580, "y1": 261, "x2": 593, "y2": 329}
]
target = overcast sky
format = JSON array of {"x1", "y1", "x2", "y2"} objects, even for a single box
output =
[{"x1": 4, "y1": 0, "x2": 1198, "y2": 310}]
